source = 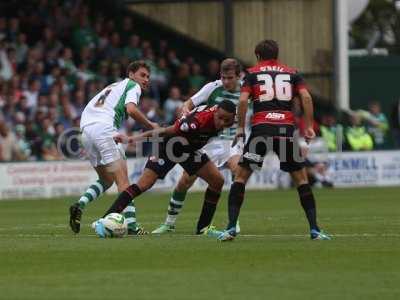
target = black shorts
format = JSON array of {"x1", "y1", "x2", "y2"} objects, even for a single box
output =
[
  {"x1": 239, "y1": 132, "x2": 305, "y2": 173},
  {"x1": 145, "y1": 145, "x2": 210, "y2": 179}
]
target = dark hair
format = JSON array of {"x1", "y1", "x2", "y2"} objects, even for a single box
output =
[
  {"x1": 254, "y1": 39, "x2": 279, "y2": 60},
  {"x1": 126, "y1": 60, "x2": 150, "y2": 76},
  {"x1": 220, "y1": 58, "x2": 241, "y2": 76},
  {"x1": 218, "y1": 100, "x2": 236, "y2": 114}
]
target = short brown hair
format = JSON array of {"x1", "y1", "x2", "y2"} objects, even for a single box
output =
[
  {"x1": 254, "y1": 40, "x2": 279, "y2": 60},
  {"x1": 220, "y1": 58, "x2": 241, "y2": 76},
  {"x1": 126, "y1": 60, "x2": 150, "y2": 76}
]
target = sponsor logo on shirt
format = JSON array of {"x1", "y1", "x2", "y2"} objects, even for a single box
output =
[{"x1": 265, "y1": 112, "x2": 285, "y2": 120}]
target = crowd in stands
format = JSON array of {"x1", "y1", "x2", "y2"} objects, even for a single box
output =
[
  {"x1": 307, "y1": 101, "x2": 391, "y2": 153},
  {"x1": 0, "y1": 0, "x2": 398, "y2": 162}
]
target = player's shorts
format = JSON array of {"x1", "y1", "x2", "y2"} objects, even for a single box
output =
[
  {"x1": 239, "y1": 132, "x2": 305, "y2": 173},
  {"x1": 144, "y1": 144, "x2": 210, "y2": 179},
  {"x1": 202, "y1": 138, "x2": 243, "y2": 168},
  {"x1": 81, "y1": 123, "x2": 125, "y2": 167}
]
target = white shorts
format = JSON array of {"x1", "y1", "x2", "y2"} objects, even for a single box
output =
[
  {"x1": 81, "y1": 123, "x2": 125, "y2": 167},
  {"x1": 202, "y1": 138, "x2": 243, "y2": 168}
]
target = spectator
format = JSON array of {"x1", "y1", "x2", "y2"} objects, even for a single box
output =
[
  {"x1": 23, "y1": 79, "x2": 40, "y2": 108},
  {"x1": 119, "y1": 16, "x2": 134, "y2": 44},
  {"x1": 163, "y1": 86, "x2": 183, "y2": 125},
  {"x1": 345, "y1": 114, "x2": 374, "y2": 151},
  {"x1": 14, "y1": 124, "x2": 31, "y2": 160},
  {"x1": 123, "y1": 34, "x2": 142, "y2": 62},
  {"x1": 170, "y1": 63, "x2": 191, "y2": 97},
  {"x1": 14, "y1": 33, "x2": 28, "y2": 64},
  {"x1": 76, "y1": 62, "x2": 95, "y2": 82},
  {"x1": 72, "y1": 16, "x2": 97, "y2": 50},
  {"x1": 0, "y1": 120, "x2": 25, "y2": 161},
  {"x1": 319, "y1": 113, "x2": 343, "y2": 152},
  {"x1": 357, "y1": 101, "x2": 389, "y2": 150},
  {"x1": 104, "y1": 32, "x2": 122, "y2": 61},
  {"x1": 151, "y1": 57, "x2": 170, "y2": 99},
  {"x1": 166, "y1": 49, "x2": 180, "y2": 72},
  {"x1": 0, "y1": 39, "x2": 13, "y2": 80},
  {"x1": 58, "y1": 47, "x2": 77, "y2": 74},
  {"x1": 72, "y1": 90, "x2": 86, "y2": 116},
  {"x1": 206, "y1": 59, "x2": 220, "y2": 81},
  {"x1": 189, "y1": 63, "x2": 206, "y2": 92}
]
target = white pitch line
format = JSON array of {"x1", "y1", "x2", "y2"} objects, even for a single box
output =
[{"x1": 1, "y1": 233, "x2": 400, "y2": 238}]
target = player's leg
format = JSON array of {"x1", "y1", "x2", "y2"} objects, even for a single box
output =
[
  {"x1": 78, "y1": 166, "x2": 114, "y2": 209},
  {"x1": 152, "y1": 172, "x2": 197, "y2": 234},
  {"x1": 69, "y1": 165, "x2": 113, "y2": 233},
  {"x1": 218, "y1": 135, "x2": 266, "y2": 241},
  {"x1": 280, "y1": 138, "x2": 331, "y2": 240},
  {"x1": 225, "y1": 153, "x2": 242, "y2": 233},
  {"x1": 102, "y1": 168, "x2": 159, "y2": 215},
  {"x1": 194, "y1": 159, "x2": 225, "y2": 235},
  {"x1": 290, "y1": 168, "x2": 331, "y2": 240},
  {"x1": 225, "y1": 154, "x2": 240, "y2": 177},
  {"x1": 69, "y1": 128, "x2": 115, "y2": 233},
  {"x1": 106, "y1": 159, "x2": 144, "y2": 234},
  {"x1": 101, "y1": 153, "x2": 175, "y2": 217}
]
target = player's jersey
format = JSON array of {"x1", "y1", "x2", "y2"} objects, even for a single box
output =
[
  {"x1": 80, "y1": 78, "x2": 141, "y2": 130},
  {"x1": 241, "y1": 59, "x2": 307, "y2": 137},
  {"x1": 171, "y1": 106, "x2": 221, "y2": 152},
  {"x1": 191, "y1": 80, "x2": 240, "y2": 139}
]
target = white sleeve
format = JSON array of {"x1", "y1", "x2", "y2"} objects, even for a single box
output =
[
  {"x1": 125, "y1": 84, "x2": 142, "y2": 105},
  {"x1": 191, "y1": 81, "x2": 219, "y2": 106}
]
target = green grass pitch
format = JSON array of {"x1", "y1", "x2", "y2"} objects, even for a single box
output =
[{"x1": 1, "y1": 187, "x2": 399, "y2": 300}]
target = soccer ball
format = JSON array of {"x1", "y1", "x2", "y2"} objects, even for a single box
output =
[{"x1": 95, "y1": 213, "x2": 127, "y2": 238}]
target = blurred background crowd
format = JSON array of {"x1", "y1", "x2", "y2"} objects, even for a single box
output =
[{"x1": 0, "y1": 0, "x2": 398, "y2": 162}]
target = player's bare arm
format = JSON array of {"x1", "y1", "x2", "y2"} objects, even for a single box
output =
[
  {"x1": 298, "y1": 89, "x2": 315, "y2": 142},
  {"x1": 180, "y1": 99, "x2": 195, "y2": 116},
  {"x1": 114, "y1": 125, "x2": 175, "y2": 144},
  {"x1": 126, "y1": 103, "x2": 159, "y2": 129},
  {"x1": 232, "y1": 91, "x2": 249, "y2": 146}
]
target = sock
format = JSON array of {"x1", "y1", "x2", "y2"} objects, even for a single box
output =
[
  {"x1": 297, "y1": 184, "x2": 320, "y2": 231},
  {"x1": 122, "y1": 200, "x2": 137, "y2": 230},
  {"x1": 196, "y1": 188, "x2": 220, "y2": 234},
  {"x1": 103, "y1": 184, "x2": 142, "y2": 217},
  {"x1": 78, "y1": 180, "x2": 110, "y2": 209},
  {"x1": 165, "y1": 189, "x2": 187, "y2": 225},
  {"x1": 227, "y1": 182, "x2": 245, "y2": 229}
]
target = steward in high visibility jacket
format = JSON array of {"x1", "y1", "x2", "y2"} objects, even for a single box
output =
[{"x1": 345, "y1": 115, "x2": 374, "y2": 151}]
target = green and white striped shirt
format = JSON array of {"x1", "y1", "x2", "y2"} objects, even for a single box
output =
[
  {"x1": 191, "y1": 80, "x2": 240, "y2": 139},
  {"x1": 80, "y1": 78, "x2": 141, "y2": 130}
]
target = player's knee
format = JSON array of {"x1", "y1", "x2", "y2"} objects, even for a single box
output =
[
  {"x1": 211, "y1": 173, "x2": 224, "y2": 191},
  {"x1": 291, "y1": 168, "x2": 309, "y2": 187},
  {"x1": 234, "y1": 166, "x2": 252, "y2": 184},
  {"x1": 177, "y1": 175, "x2": 195, "y2": 191}
]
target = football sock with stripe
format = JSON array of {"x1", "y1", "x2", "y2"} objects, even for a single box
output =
[
  {"x1": 122, "y1": 201, "x2": 137, "y2": 230},
  {"x1": 165, "y1": 189, "x2": 187, "y2": 225},
  {"x1": 103, "y1": 184, "x2": 142, "y2": 217},
  {"x1": 297, "y1": 184, "x2": 320, "y2": 231},
  {"x1": 227, "y1": 182, "x2": 245, "y2": 229},
  {"x1": 78, "y1": 180, "x2": 110, "y2": 209},
  {"x1": 196, "y1": 188, "x2": 220, "y2": 234}
]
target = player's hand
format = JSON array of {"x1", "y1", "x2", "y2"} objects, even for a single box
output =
[
  {"x1": 113, "y1": 133, "x2": 129, "y2": 144},
  {"x1": 304, "y1": 127, "x2": 316, "y2": 144},
  {"x1": 232, "y1": 128, "x2": 246, "y2": 147},
  {"x1": 179, "y1": 105, "x2": 191, "y2": 117}
]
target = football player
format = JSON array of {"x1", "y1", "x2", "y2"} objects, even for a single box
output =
[
  {"x1": 69, "y1": 61, "x2": 158, "y2": 235},
  {"x1": 218, "y1": 40, "x2": 331, "y2": 241},
  {"x1": 152, "y1": 58, "x2": 242, "y2": 234},
  {"x1": 94, "y1": 100, "x2": 236, "y2": 237}
]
